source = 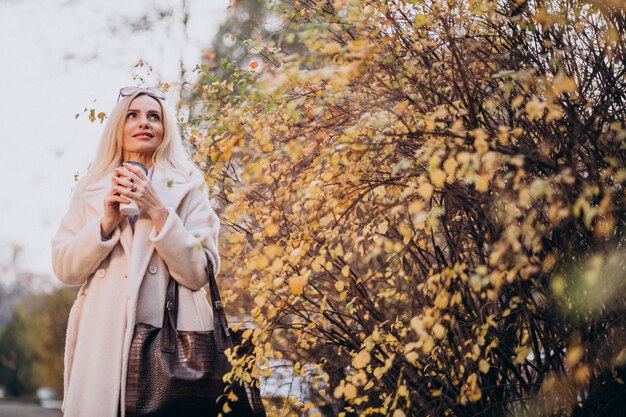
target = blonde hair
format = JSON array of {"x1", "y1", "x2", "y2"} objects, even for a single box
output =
[{"x1": 77, "y1": 91, "x2": 202, "y2": 191}]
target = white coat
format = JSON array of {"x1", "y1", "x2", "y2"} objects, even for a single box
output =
[{"x1": 51, "y1": 165, "x2": 221, "y2": 417}]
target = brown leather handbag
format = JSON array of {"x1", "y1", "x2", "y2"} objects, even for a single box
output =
[{"x1": 125, "y1": 258, "x2": 266, "y2": 417}]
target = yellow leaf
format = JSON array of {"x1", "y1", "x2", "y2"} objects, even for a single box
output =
[
  {"x1": 264, "y1": 222, "x2": 279, "y2": 237},
  {"x1": 479, "y1": 359, "x2": 490, "y2": 374},
  {"x1": 344, "y1": 382, "x2": 357, "y2": 400},
  {"x1": 432, "y1": 323, "x2": 446, "y2": 339},
  {"x1": 475, "y1": 175, "x2": 490, "y2": 192},
  {"x1": 525, "y1": 98, "x2": 546, "y2": 121},
  {"x1": 393, "y1": 100, "x2": 409, "y2": 115},
  {"x1": 515, "y1": 346, "x2": 529, "y2": 364},
  {"x1": 408, "y1": 200, "x2": 423, "y2": 214},
  {"x1": 434, "y1": 292, "x2": 449, "y2": 309},
  {"x1": 422, "y1": 336, "x2": 434, "y2": 354},
  {"x1": 341, "y1": 265, "x2": 351, "y2": 277},
  {"x1": 335, "y1": 281, "x2": 346, "y2": 292},
  {"x1": 418, "y1": 182, "x2": 434, "y2": 199},
  {"x1": 443, "y1": 157, "x2": 458, "y2": 176},
  {"x1": 254, "y1": 294, "x2": 267, "y2": 307},
  {"x1": 574, "y1": 365, "x2": 590, "y2": 384},
  {"x1": 413, "y1": 13, "x2": 430, "y2": 27},
  {"x1": 553, "y1": 72, "x2": 577, "y2": 95},
  {"x1": 227, "y1": 390, "x2": 239, "y2": 402},
  {"x1": 253, "y1": 255, "x2": 269, "y2": 269},
  {"x1": 333, "y1": 383, "x2": 344, "y2": 399},
  {"x1": 263, "y1": 244, "x2": 282, "y2": 259},
  {"x1": 469, "y1": 387, "x2": 482, "y2": 402},
  {"x1": 377, "y1": 220, "x2": 389, "y2": 234},
  {"x1": 511, "y1": 95, "x2": 524, "y2": 109},
  {"x1": 405, "y1": 351, "x2": 418, "y2": 363},
  {"x1": 430, "y1": 169, "x2": 446, "y2": 188},
  {"x1": 288, "y1": 275, "x2": 308, "y2": 295},
  {"x1": 471, "y1": 128, "x2": 489, "y2": 154},
  {"x1": 353, "y1": 350, "x2": 371, "y2": 369},
  {"x1": 566, "y1": 345, "x2": 585, "y2": 368},
  {"x1": 410, "y1": 316, "x2": 423, "y2": 333}
]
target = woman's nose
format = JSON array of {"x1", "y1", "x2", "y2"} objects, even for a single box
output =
[{"x1": 138, "y1": 116, "x2": 151, "y2": 128}]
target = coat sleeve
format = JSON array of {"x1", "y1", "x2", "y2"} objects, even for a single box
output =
[
  {"x1": 150, "y1": 184, "x2": 221, "y2": 291},
  {"x1": 51, "y1": 187, "x2": 121, "y2": 286}
]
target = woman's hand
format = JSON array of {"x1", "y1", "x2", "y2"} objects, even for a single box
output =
[
  {"x1": 113, "y1": 163, "x2": 169, "y2": 233},
  {"x1": 101, "y1": 178, "x2": 130, "y2": 238}
]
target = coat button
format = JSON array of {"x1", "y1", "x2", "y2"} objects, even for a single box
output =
[
  {"x1": 96, "y1": 269, "x2": 106, "y2": 278},
  {"x1": 148, "y1": 265, "x2": 158, "y2": 274}
]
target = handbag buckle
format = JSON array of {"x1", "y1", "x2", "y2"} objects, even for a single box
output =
[
  {"x1": 166, "y1": 300, "x2": 173, "y2": 311},
  {"x1": 214, "y1": 300, "x2": 223, "y2": 310}
]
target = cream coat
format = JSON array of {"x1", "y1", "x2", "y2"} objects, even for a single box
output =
[{"x1": 51, "y1": 166, "x2": 221, "y2": 417}]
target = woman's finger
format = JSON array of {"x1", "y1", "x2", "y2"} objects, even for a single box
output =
[
  {"x1": 115, "y1": 167, "x2": 136, "y2": 181},
  {"x1": 122, "y1": 163, "x2": 147, "y2": 181},
  {"x1": 113, "y1": 176, "x2": 134, "y2": 189},
  {"x1": 113, "y1": 185, "x2": 135, "y2": 197},
  {"x1": 117, "y1": 170, "x2": 144, "y2": 190},
  {"x1": 107, "y1": 184, "x2": 123, "y2": 196},
  {"x1": 105, "y1": 195, "x2": 131, "y2": 204}
]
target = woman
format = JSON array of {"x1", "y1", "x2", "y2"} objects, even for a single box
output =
[{"x1": 52, "y1": 87, "x2": 221, "y2": 417}]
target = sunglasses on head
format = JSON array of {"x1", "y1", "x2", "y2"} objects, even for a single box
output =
[{"x1": 117, "y1": 86, "x2": 166, "y2": 102}]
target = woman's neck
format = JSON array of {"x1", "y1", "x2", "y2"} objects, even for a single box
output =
[{"x1": 122, "y1": 152, "x2": 153, "y2": 169}]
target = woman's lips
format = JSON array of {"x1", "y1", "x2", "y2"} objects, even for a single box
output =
[{"x1": 133, "y1": 132, "x2": 154, "y2": 139}]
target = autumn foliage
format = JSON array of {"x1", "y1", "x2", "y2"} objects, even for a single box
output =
[{"x1": 184, "y1": 0, "x2": 626, "y2": 416}]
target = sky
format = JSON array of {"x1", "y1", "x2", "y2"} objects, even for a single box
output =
[{"x1": 0, "y1": 0, "x2": 230, "y2": 283}]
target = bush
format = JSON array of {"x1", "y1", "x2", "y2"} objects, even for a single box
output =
[{"x1": 186, "y1": 1, "x2": 626, "y2": 415}]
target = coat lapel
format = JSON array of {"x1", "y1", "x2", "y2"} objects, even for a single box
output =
[{"x1": 127, "y1": 166, "x2": 194, "y2": 298}]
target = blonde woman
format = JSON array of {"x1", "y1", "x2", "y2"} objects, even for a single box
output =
[{"x1": 52, "y1": 87, "x2": 221, "y2": 417}]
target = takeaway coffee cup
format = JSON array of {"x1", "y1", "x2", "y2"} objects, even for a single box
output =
[{"x1": 119, "y1": 161, "x2": 148, "y2": 216}]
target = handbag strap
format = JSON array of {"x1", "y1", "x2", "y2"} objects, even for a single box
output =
[
  {"x1": 161, "y1": 276, "x2": 179, "y2": 353},
  {"x1": 161, "y1": 254, "x2": 233, "y2": 353}
]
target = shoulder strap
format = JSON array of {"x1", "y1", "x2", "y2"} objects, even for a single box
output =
[
  {"x1": 161, "y1": 254, "x2": 233, "y2": 353},
  {"x1": 206, "y1": 256, "x2": 233, "y2": 352},
  {"x1": 161, "y1": 276, "x2": 179, "y2": 353}
]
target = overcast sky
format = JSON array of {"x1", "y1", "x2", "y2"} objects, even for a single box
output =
[{"x1": 0, "y1": 0, "x2": 229, "y2": 283}]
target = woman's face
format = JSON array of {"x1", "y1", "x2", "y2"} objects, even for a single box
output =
[{"x1": 122, "y1": 94, "x2": 164, "y2": 160}]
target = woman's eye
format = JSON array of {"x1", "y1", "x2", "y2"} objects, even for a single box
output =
[
  {"x1": 149, "y1": 114, "x2": 161, "y2": 121},
  {"x1": 127, "y1": 112, "x2": 136, "y2": 118}
]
